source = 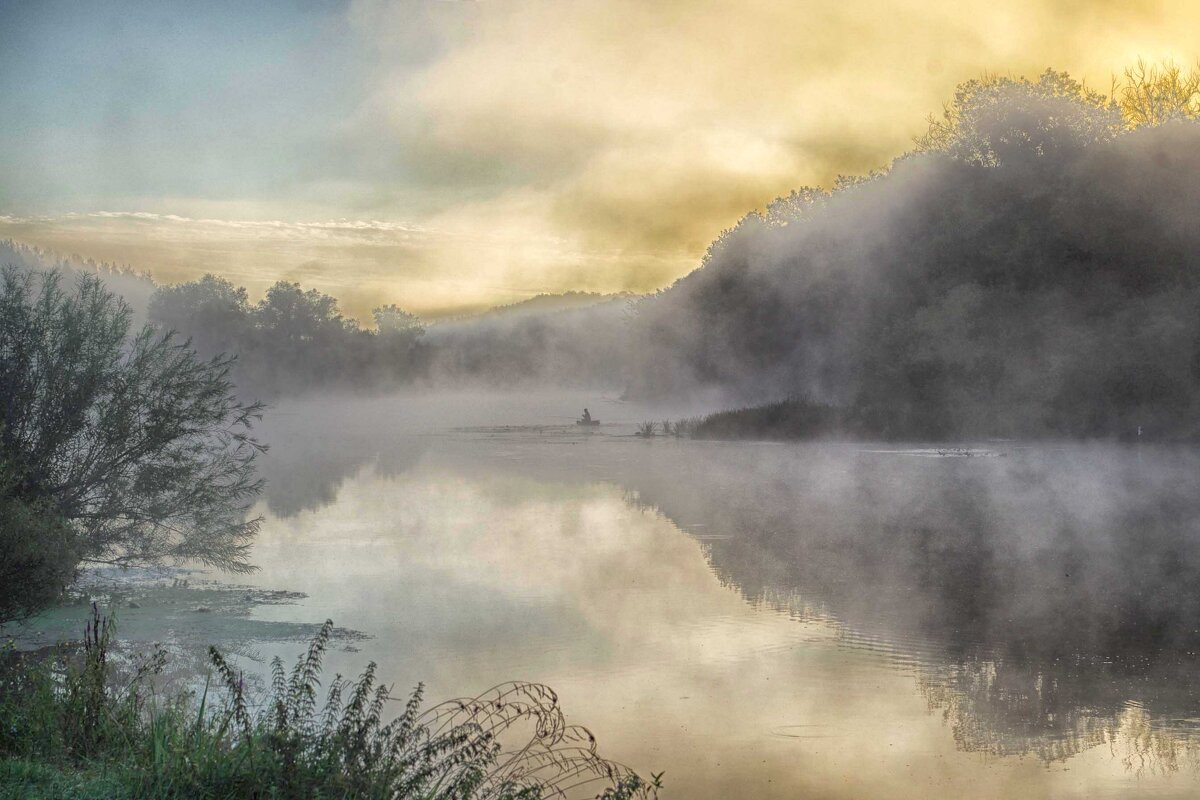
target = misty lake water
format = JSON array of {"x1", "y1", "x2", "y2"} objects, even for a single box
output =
[{"x1": 17, "y1": 392, "x2": 1200, "y2": 799}]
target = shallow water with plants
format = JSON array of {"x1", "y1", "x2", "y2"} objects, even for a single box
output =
[{"x1": 11, "y1": 393, "x2": 1200, "y2": 799}]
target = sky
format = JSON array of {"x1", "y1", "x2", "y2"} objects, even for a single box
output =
[{"x1": 0, "y1": 0, "x2": 1198, "y2": 318}]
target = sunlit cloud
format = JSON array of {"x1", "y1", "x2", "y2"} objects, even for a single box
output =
[
  {"x1": 1, "y1": 0, "x2": 1198, "y2": 314},
  {"x1": 0, "y1": 210, "x2": 593, "y2": 318}
]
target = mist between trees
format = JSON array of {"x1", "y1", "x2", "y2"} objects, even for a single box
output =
[
  {"x1": 8, "y1": 60, "x2": 1200, "y2": 435},
  {"x1": 625, "y1": 63, "x2": 1200, "y2": 440}
]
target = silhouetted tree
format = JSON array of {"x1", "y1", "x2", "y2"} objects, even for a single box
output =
[
  {"x1": 372, "y1": 303, "x2": 424, "y2": 338},
  {"x1": 147, "y1": 278, "x2": 427, "y2": 396},
  {"x1": 0, "y1": 269, "x2": 265, "y2": 619},
  {"x1": 148, "y1": 273, "x2": 252, "y2": 360}
]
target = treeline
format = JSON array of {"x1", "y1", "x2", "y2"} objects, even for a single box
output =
[
  {"x1": 151, "y1": 277, "x2": 636, "y2": 393},
  {"x1": 0, "y1": 243, "x2": 431, "y2": 398},
  {"x1": 0, "y1": 242, "x2": 634, "y2": 396},
  {"x1": 687, "y1": 397, "x2": 841, "y2": 441},
  {"x1": 0, "y1": 240, "x2": 156, "y2": 322},
  {"x1": 148, "y1": 276, "x2": 426, "y2": 397},
  {"x1": 627, "y1": 62, "x2": 1200, "y2": 440},
  {"x1": 147, "y1": 277, "x2": 638, "y2": 395}
]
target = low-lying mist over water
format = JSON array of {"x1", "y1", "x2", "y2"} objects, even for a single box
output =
[{"x1": 221, "y1": 394, "x2": 1200, "y2": 798}]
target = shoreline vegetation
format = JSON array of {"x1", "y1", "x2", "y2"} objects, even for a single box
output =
[
  {"x1": 0, "y1": 606, "x2": 660, "y2": 800},
  {"x1": 661, "y1": 396, "x2": 1169, "y2": 443},
  {"x1": 636, "y1": 397, "x2": 838, "y2": 441},
  {"x1": 680, "y1": 397, "x2": 842, "y2": 442}
]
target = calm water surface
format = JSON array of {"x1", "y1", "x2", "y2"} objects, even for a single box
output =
[{"x1": 35, "y1": 393, "x2": 1200, "y2": 799}]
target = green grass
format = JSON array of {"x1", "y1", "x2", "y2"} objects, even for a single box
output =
[
  {"x1": 0, "y1": 758, "x2": 136, "y2": 800},
  {"x1": 0, "y1": 605, "x2": 660, "y2": 800}
]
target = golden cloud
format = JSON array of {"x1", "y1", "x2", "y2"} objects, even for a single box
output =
[{"x1": 6, "y1": 0, "x2": 1199, "y2": 314}]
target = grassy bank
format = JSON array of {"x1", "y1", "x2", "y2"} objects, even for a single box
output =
[{"x1": 0, "y1": 606, "x2": 658, "y2": 800}]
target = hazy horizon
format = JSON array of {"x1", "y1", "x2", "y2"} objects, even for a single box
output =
[{"x1": 3, "y1": 0, "x2": 1199, "y2": 317}]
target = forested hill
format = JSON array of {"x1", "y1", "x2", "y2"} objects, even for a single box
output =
[{"x1": 627, "y1": 68, "x2": 1200, "y2": 440}]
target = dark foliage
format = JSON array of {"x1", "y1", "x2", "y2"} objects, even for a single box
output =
[
  {"x1": 0, "y1": 269, "x2": 265, "y2": 620},
  {"x1": 0, "y1": 610, "x2": 660, "y2": 799},
  {"x1": 148, "y1": 275, "x2": 426, "y2": 397},
  {"x1": 628, "y1": 68, "x2": 1200, "y2": 440},
  {"x1": 690, "y1": 397, "x2": 841, "y2": 440},
  {"x1": 0, "y1": 468, "x2": 78, "y2": 623}
]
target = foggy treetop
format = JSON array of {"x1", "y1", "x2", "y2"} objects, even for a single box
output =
[{"x1": 624, "y1": 66, "x2": 1200, "y2": 439}]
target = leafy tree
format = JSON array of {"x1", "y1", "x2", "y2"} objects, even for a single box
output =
[
  {"x1": 254, "y1": 281, "x2": 346, "y2": 346},
  {"x1": 0, "y1": 463, "x2": 78, "y2": 622},
  {"x1": 148, "y1": 274, "x2": 252, "y2": 361},
  {"x1": 372, "y1": 303, "x2": 424, "y2": 338},
  {"x1": 0, "y1": 268, "x2": 265, "y2": 618},
  {"x1": 251, "y1": 281, "x2": 361, "y2": 390},
  {"x1": 915, "y1": 69, "x2": 1122, "y2": 166},
  {"x1": 371, "y1": 304, "x2": 425, "y2": 378},
  {"x1": 146, "y1": 277, "x2": 427, "y2": 396}
]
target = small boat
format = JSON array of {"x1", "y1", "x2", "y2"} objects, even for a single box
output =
[{"x1": 576, "y1": 418, "x2": 600, "y2": 426}]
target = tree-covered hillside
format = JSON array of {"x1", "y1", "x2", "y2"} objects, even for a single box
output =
[{"x1": 629, "y1": 66, "x2": 1200, "y2": 439}]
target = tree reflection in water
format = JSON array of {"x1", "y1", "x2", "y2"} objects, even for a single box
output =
[
  {"x1": 250, "y1": 405, "x2": 1200, "y2": 778},
  {"x1": 619, "y1": 444, "x2": 1200, "y2": 776}
]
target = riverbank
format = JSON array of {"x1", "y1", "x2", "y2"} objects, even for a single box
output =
[{"x1": 0, "y1": 606, "x2": 657, "y2": 800}]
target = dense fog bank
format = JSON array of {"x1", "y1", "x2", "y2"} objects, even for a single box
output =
[
  {"x1": 421, "y1": 296, "x2": 633, "y2": 388},
  {"x1": 627, "y1": 73, "x2": 1200, "y2": 439}
]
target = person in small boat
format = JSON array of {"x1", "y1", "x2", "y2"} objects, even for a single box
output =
[{"x1": 581, "y1": 408, "x2": 592, "y2": 423}]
